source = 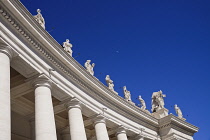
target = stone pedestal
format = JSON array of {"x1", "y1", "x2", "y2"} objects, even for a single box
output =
[
  {"x1": 152, "y1": 108, "x2": 169, "y2": 119},
  {"x1": 128, "y1": 100, "x2": 135, "y2": 105},
  {"x1": 178, "y1": 117, "x2": 186, "y2": 121}
]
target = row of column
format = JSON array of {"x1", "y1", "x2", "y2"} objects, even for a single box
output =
[{"x1": 0, "y1": 44, "x2": 144, "y2": 140}]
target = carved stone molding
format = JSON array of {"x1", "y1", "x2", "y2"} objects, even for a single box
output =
[
  {"x1": 92, "y1": 114, "x2": 107, "y2": 126},
  {"x1": 31, "y1": 74, "x2": 52, "y2": 89},
  {"x1": 116, "y1": 125, "x2": 127, "y2": 135},
  {"x1": 0, "y1": 38, "x2": 13, "y2": 60},
  {"x1": 64, "y1": 97, "x2": 82, "y2": 110}
]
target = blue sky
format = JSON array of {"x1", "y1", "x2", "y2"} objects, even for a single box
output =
[{"x1": 20, "y1": 0, "x2": 210, "y2": 139}]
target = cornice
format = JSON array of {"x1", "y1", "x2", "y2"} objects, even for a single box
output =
[
  {"x1": 1, "y1": 0, "x2": 158, "y2": 131},
  {"x1": 159, "y1": 114, "x2": 198, "y2": 136}
]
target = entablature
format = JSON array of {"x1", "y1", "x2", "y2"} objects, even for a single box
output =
[{"x1": 0, "y1": 0, "x2": 159, "y2": 131}]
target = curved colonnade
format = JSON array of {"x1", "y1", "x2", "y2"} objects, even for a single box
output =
[{"x1": 0, "y1": 0, "x2": 198, "y2": 140}]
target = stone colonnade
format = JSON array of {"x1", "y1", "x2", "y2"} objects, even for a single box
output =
[{"x1": 0, "y1": 44, "x2": 136, "y2": 140}]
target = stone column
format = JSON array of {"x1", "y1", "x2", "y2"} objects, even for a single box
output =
[
  {"x1": 92, "y1": 114, "x2": 109, "y2": 140},
  {"x1": 0, "y1": 42, "x2": 13, "y2": 140},
  {"x1": 32, "y1": 74, "x2": 57, "y2": 140},
  {"x1": 65, "y1": 98, "x2": 87, "y2": 140},
  {"x1": 61, "y1": 127, "x2": 71, "y2": 140},
  {"x1": 116, "y1": 126, "x2": 128, "y2": 140}
]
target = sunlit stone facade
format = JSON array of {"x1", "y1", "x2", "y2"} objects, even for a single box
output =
[{"x1": 0, "y1": 0, "x2": 198, "y2": 140}]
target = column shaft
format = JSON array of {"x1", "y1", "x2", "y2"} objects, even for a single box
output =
[
  {"x1": 67, "y1": 99, "x2": 87, "y2": 140},
  {"x1": 116, "y1": 126, "x2": 128, "y2": 140},
  {"x1": 117, "y1": 133, "x2": 128, "y2": 140},
  {"x1": 93, "y1": 114, "x2": 109, "y2": 140},
  {"x1": 95, "y1": 122, "x2": 109, "y2": 140},
  {"x1": 68, "y1": 108, "x2": 87, "y2": 140},
  {"x1": 35, "y1": 85, "x2": 57, "y2": 140},
  {"x1": 0, "y1": 52, "x2": 11, "y2": 140}
]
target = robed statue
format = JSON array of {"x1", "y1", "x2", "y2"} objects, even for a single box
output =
[
  {"x1": 123, "y1": 86, "x2": 131, "y2": 101},
  {"x1": 174, "y1": 104, "x2": 183, "y2": 119},
  {"x1": 34, "y1": 9, "x2": 45, "y2": 29},
  {"x1": 63, "y1": 39, "x2": 73, "y2": 56},
  {"x1": 85, "y1": 60, "x2": 95, "y2": 76},
  {"x1": 105, "y1": 75, "x2": 114, "y2": 91},
  {"x1": 138, "y1": 95, "x2": 146, "y2": 110}
]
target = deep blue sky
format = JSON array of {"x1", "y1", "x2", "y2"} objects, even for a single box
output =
[{"x1": 20, "y1": 0, "x2": 210, "y2": 139}]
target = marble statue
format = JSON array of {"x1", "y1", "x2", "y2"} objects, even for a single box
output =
[
  {"x1": 34, "y1": 9, "x2": 45, "y2": 29},
  {"x1": 174, "y1": 104, "x2": 183, "y2": 119},
  {"x1": 105, "y1": 75, "x2": 114, "y2": 91},
  {"x1": 151, "y1": 90, "x2": 166, "y2": 112},
  {"x1": 85, "y1": 60, "x2": 95, "y2": 76},
  {"x1": 123, "y1": 86, "x2": 131, "y2": 101},
  {"x1": 138, "y1": 95, "x2": 146, "y2": 110},
  {"x1": 63, "y1": 39, "x2": 73, "y2": 56}
]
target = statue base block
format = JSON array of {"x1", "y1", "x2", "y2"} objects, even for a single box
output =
[
  {"x1": 179, "y1": 117, "x2": 186, "y2": 121},
  {"x1": 128, "y1": 100, "x2": 135, "y2": 105},
  {"x1": 113, "y1": 91, "x2": 118, "y2": 95},
  {"x1": 152, "y1": 108, "x2": 169, "y2": 119}
]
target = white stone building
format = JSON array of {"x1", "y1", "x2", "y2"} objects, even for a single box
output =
[{"x1": 0, "y1": 0, "x2": 198, "y2": 140}]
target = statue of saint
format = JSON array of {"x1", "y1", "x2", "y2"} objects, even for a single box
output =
[
  {"x1": 63, "y1": 39, "x2": 73, "y2": 56},
  {"x1": 123, "y1": 86, "x2": 131, "y2": 101},
  {"x1": 174, "y1": 104, "x2": 183, "y2": 119},
  {"x1": 34, "y1": 9, "x2": 45, "y2": 29},
  {"x1": 138, "y1": 95, "x2": 146, "y2": 110},
  {"x1": 85, "y1": 60, "x2": 95, "y2": 76},
  {"x1": 105, "y1": 75, "x2": 114, "y2": 91},
  {"x1": 151, "y1": 90, "x2": 166, "y2": 112}
]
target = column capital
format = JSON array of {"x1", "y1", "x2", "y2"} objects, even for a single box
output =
[
  {"x1": 92, "y1": 114, "x2": 106, "y2": 126},
  {"x1": 0, "y1": 40, "x2": 13, "y2": 60},
  {"x1": 31, "y1": 74, "x2": 52, "y2": 89},
  {"x1": 116, "y1": 125, "x2": 127, "y2": 135},
  {"x1": 65, "y1": 97, "x2": 82, "y2": 110}
]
